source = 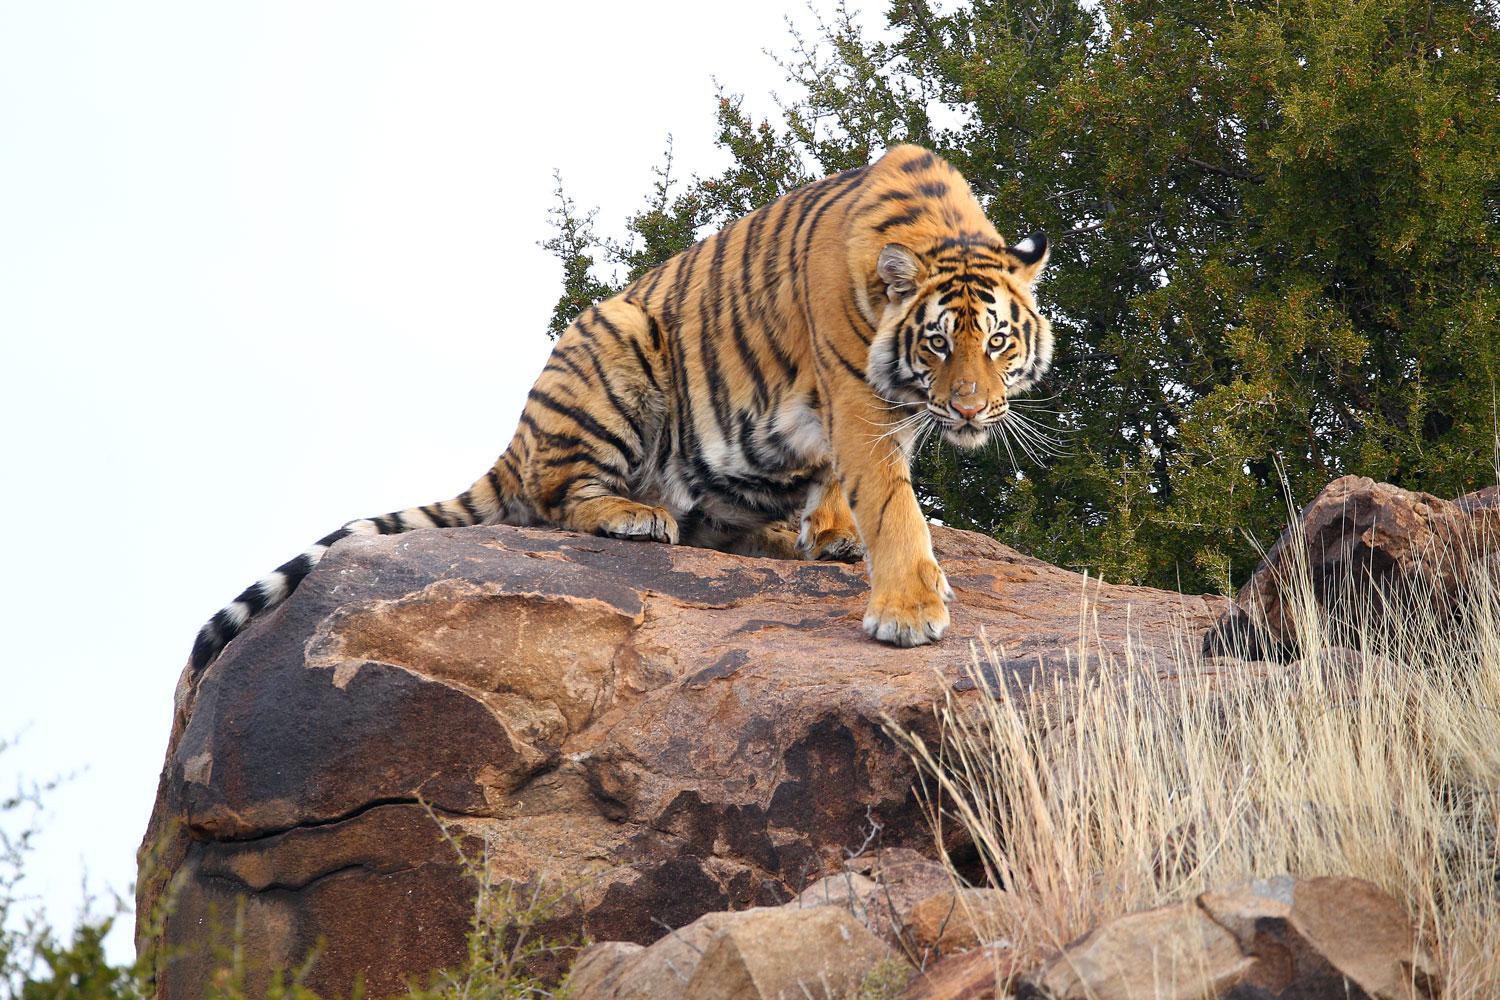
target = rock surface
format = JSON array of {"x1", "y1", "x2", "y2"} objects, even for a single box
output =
[
  {"x1": 904, "y1": 944, "x2": 1017, "y2": 1000},
  {"x1": 1019, "y1": 876, "x2": 1438, "y2": 1000},
  {"x1": 1206, "y1": 476, "x2": 1500, "y2": 658},
  {"x1": 682, "y1": 906, "x2": 905, "y2": 1000},
  {"x1": 903, "y1": 887, "x2": 1031, "y2": 958},
  {"x1": 568, "y1": 905, "x2": 909, "y2": 1000},
  {"x1": 137, "y1": 522, "x2": 1226, "y2": 998}
]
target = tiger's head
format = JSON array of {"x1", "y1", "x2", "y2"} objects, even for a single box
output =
[{"x1": 867, "y1": 234, "x2": 1053, "y2": 450}]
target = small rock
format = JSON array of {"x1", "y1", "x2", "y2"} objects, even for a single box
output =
[
  {"x1": 904, "y1": 888, "x2": 1029, "y2": 956},
  {"x1": 563, "y1": 942, "x2": 643, "y2": 999},
  {"x1": 793, "y1": 871, "x2": 880, "y2": 910},
  {"x1": 1021, "y1": 898, "x2": 1252, "y2": 1000},
  {"x1": 847, "y1": 848, "x2": 956, "y2": 946},
  {"x1": 684, "y1": 906, "x2": 910, "y2": 1000},
  {"x1": 904, "y1": 943, "x2": 1022, "y2": 1000},
  {"x1": 567, "y1": 910, "x2": 761, "y2": 1000}
]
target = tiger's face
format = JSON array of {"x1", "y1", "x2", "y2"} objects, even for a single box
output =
[{"x1": 867, "y1": 235, "x2": 1053, "y2": 450}]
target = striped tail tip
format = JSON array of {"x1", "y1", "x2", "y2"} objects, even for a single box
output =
[
  {"x1": 187, "y1": 530, "x2": 349, "y2": 673},
  {"x1": 185, "y1": 489, "x2": 495, "y2": 672}
]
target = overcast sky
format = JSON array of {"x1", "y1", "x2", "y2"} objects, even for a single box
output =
[{"x1": 0, "y1": 1, "x2": 867, "y2": 960}]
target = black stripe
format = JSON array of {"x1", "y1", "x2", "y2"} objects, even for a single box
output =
[
  {"x1": 628, "y1": 338, "x2": 662, "y2": 393},
  {"x1": 592, "y1": 310, "x2": 629, "y2": 347},
  {"x1": 874, "y1": 207, "x2": 925, "y2": 233},
  {"x1": 316, "y1": 526, "x2": 353, "y2": 547},
  {"x1": 457, "y1": 491, "x2": 481, "y2": 522},
  {"x1": 528, "y1": 387, "x2": 636, "y2": 461},
  {"x1": 542, "y1": 472, "x2": 588, "y2": 510},
  {"x1": 576, "y1": 342, "x2": 645, "y2": 448},
  {"x1": 830, "y1": 340, "x2": 868, "y2": 382},
  {"x1": 899, "y1": 151, "x2": 937, "y2": 174},
  {"x1": 842, "y1": 299, "x2": 875, "y2": 345},
  {"x1": 852, "y1": 187, "x2": 917, "y2": 218},
  {"x1": 938, "y1": 286, "x2": 968, "y2": 305},
  {"x1": 697, "y1": 227, "x2": 737, "y2": 441},
  {"x1": 238, "y1": 579, "x2": 271, "y2": 615},
  {"x1": 274, "y1": 552, "x2": 316, "y2": 588},
  {"x1": 745, "y1": 199, "x2": 800, "y2": 381},
  {"x1": 636, "y1": 257, "x2": 671, "y2": 303},
  {"x1": 813, "y1": 337, "x2": 867, "y2": 384},
  {"x1": 727, "y1": 288, "x2": 771, "y2": 410},
  {"x1": 541, "y1": 449, "x2": 628, "y2": 479},
  {"x1": 550, "y1": 350, "x2": 592, "y2": 383},
  {"x1": 190, "y1": 624, "x2": 223, "y2": 672},
  {"x1": 791, "y1": 169, "x2": 870, "y2": 331},
  {"x1": 784, "y1": 175, "x2": 842, "y2": 282},
  {"x1": 500, "y1": 452, "x2": 522, "y2": 483}
]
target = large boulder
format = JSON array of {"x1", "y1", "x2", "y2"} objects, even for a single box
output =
[
  {"x1": 1205, "y1": 476, "x2": 1500, "y2": 659},
  {"x1": 137, "y1": 523, "x2": 1226, "y2": 998}
]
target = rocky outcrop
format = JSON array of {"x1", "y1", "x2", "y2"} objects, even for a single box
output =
[
  {"x1": 137, "y1": 522, "x2": 1225, "y2": 998},
  {"x1": 1206, "y1": 476, "x2": 1500, "y2": 659},
  {"x1": 1018, "y1": 876, "x2": 1438, "y2": 1000},
  {"x1": 570, "y1": 871, "x2": 1437, "y2": 1000}
]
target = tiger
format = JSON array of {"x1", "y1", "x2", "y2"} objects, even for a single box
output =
[{"x1": 189, "y1": 143, "x2": 1052, "y2": 671}]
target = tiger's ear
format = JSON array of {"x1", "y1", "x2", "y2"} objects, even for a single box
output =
[
  {"x1": 1005, "y1": 232, "x2": 1049, "y2": 285},
  {"x1": 877, "y1": 243, "x2": 921, "y2": 303}
]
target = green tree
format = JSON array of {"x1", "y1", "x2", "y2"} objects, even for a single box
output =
[{"x1": 546, "y1": 0, "x2": 1500, "y2": 593}]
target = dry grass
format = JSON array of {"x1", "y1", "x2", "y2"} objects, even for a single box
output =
[{"x1": 896, "y1": 516, "x2": 1500, "y2": 997}]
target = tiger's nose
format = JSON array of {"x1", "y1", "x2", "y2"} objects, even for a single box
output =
[
  {"x1": 951, "y1": 381, "x2": 984, "y2": 418},
  {"x1": 952, "y1": 389, "x2": 986, "y2": 420}
]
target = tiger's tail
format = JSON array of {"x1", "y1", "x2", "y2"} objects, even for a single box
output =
[{"x1": 188, "y1": 458, "x2": 523, "y2": 673}]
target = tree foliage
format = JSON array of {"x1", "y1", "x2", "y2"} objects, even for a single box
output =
[{"x1": 548, "y1": 0, "x2": 1500, "y2": 593}]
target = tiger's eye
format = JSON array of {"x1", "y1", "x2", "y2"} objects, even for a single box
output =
[
  {"x1": 927, "y1": 335, "x2": 949, "y2": 354},
  {"x1": 989, "y1": 334, "x2": 1006, "y2": 352}
]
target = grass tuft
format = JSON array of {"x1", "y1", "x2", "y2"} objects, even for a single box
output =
[{"x1": 895, "y1": 507, "x2": 1500, "y2": 996}]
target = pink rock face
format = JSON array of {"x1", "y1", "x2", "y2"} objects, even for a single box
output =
[
  {"x1": 137, "y1": 523, "x2": 1226, "y2": 999},
  {"x1": 1206, "y1": 475, "x2": 1500, "y2": 659}
]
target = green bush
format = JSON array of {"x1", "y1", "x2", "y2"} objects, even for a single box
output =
[
  {"x1": 545, "y1": 0, "x2": 1500, "y2": 594},
  {"x1": 0, "y1": 749, "x2": 570, "y2": 1000},
  {"x1": 2, "y1": 738, "x2": 143, "y2": 1000}
]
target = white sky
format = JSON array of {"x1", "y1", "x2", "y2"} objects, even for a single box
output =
[{"x1": 0, "y1": 0, "x2": 857, "y2": 961}]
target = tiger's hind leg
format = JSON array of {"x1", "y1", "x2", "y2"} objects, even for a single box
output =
[
  {"x1": 512, "y1": 299, "x2": 679, "y2": 546},
  {"x1": 798, "y1": 480, "x2": 864, "y2": 562},
  {"x1": 567, "y1": 497, "x2": 679, "y2": 543}
]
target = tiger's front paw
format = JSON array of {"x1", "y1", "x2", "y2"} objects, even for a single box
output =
[{"x1": 862, "y1": 561, "x2": 951, "y2": 647}]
